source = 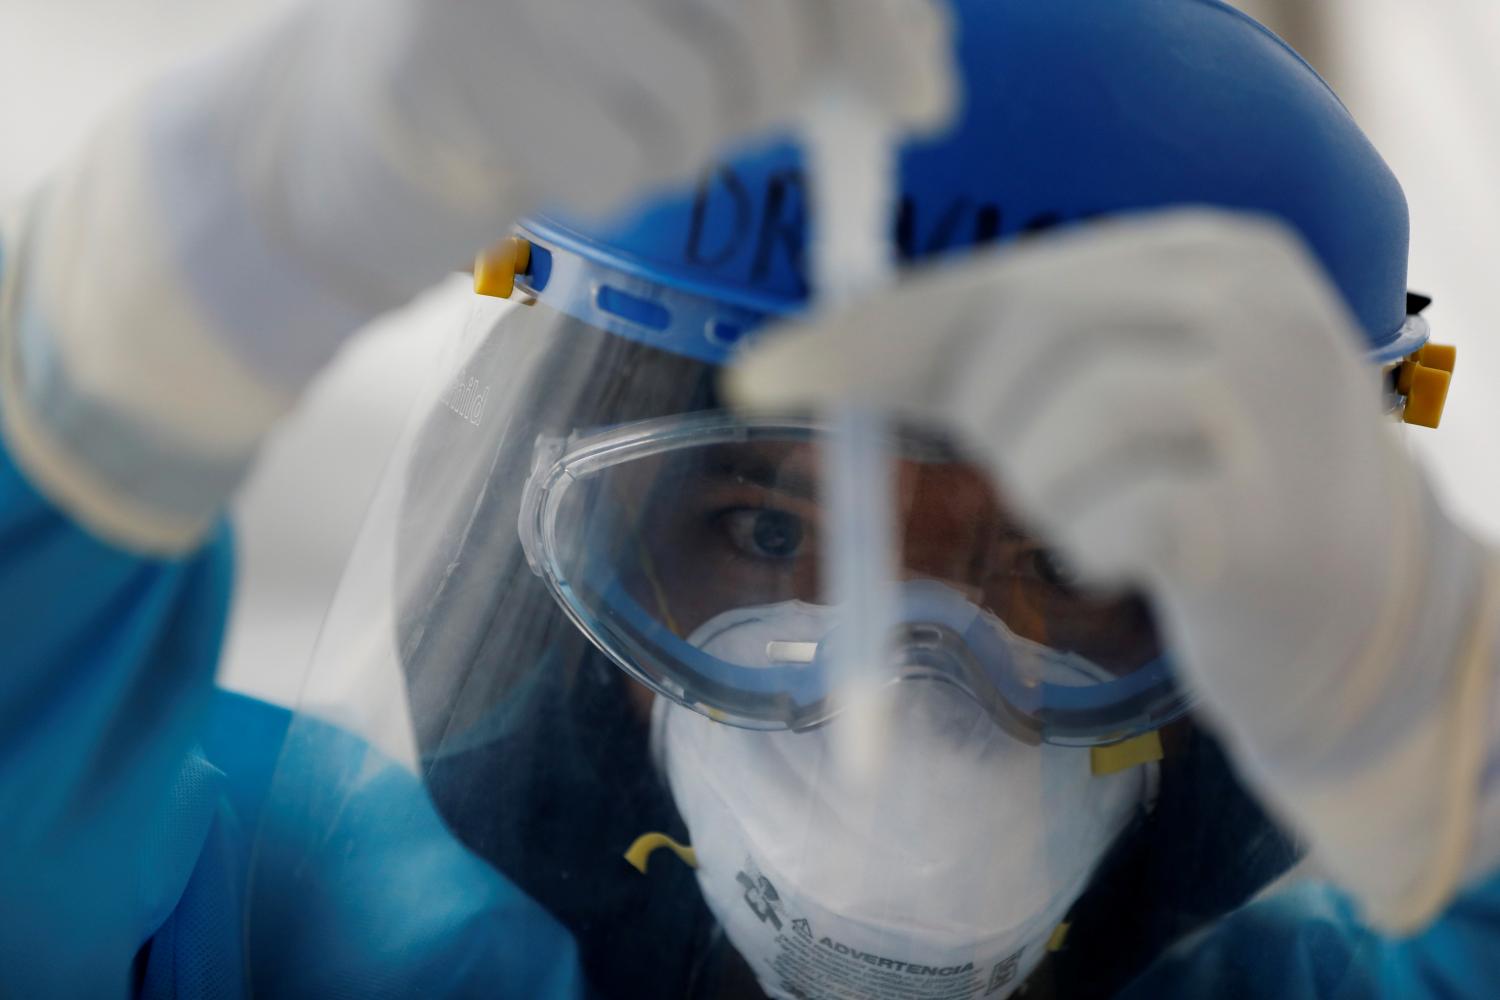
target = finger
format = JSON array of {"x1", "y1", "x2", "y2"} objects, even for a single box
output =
[
  {"x1": 727, "y1": 210, "x2": 1277, "y2": 425},
  {"x1": 591, "y1": 0, "x2": 729, "y2": 172},
  {"x1": 1052, "y1": 472, "x2": 1227, "y2": 599},
  {"x1": 514, "y1": 0, "x2": 717, "y2": 187},
  {"x1": 824, "y1": 0, "x2": 959, "y2": 132},
  {"x1": 723, "y1": 286, "x2": 987, "y2": 421},
  {"x1": 989, "y1": 365, "x2": 1245, "y2": 587},
  {"x1": 674, "y1": 0, "x2": 814, "y2": 135},
  {"x1": 945, "y1": 307, "x2": 1210, "y2": 454},
  {"x1": 492, "y1": 2, "x2": 659, "y2": 212}
]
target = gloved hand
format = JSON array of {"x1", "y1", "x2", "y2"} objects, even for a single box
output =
[
  {"x1": 358, "y1": 0, "x2": 954, "y2": 213},
  {"x1": 1, "y1": 0, "x2": 954, "y2": 553},
  {"x1": 275, "y1": 0, "x2": 956, "y2": 310},
  {"x1": 726, "y1": 209, "x2": 1500, "y2": 932}
]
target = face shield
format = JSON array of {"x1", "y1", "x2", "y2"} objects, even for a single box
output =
[{"x1": 245, "y1": 235, "x2": 1300, "y2": 1000}]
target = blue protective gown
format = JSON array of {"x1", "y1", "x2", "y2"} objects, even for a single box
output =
[
  {"x1": 0, "y1": 429, "x2": 586, "y2": 998},
  {"x1": 2, "y1": 398, "x2": 1500, "y2": 998}
]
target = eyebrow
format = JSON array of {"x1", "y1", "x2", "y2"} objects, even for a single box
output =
[
  {"x1": 680, "y1": 447, "x2": 1038, "y2": 540},
  {"x1": 694, "y1": 447, "x2": 820, "y2": 503}
]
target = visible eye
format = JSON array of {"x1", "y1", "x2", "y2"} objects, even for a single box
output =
[{"x1": 721, "y1": 508, "x2": 806, "y2": 561}]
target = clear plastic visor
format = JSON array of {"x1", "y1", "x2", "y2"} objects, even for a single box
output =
[{"x1": 243, "y1": 287, "x2": 1296, "y2": 1000}]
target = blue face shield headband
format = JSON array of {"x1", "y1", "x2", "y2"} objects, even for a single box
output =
[{"x1": 517, "y1": 411, "x2": 1188, "y2": 746}]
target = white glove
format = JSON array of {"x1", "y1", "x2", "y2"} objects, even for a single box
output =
[
  {"x1": 357, "y1": 0, "x2": 954, "y2": 214},
  {"x1": 276, "y1": 0, "x2": 956, "y2": 310},
  {"x1": 0, "y1": 0, "x2": 954, "y2": 552},
  {"x1": 726, "y1": 209, "x2": 1500, "y2": 932}
]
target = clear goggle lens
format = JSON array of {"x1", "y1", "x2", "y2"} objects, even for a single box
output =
[{"x1": 522, "y1": 414, "x2": 1188, "y2": 744}]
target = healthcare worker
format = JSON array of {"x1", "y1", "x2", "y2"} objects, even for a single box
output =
[
  {"x1": 250, "y1": 1, "x2": 1500, "y2": 998},
  {"x1": 2, "y1": 3, "x2": 1498, "y2": 1000},
  {"x1": 0, "y1": 0, "x2": 952, "y2": 995}
]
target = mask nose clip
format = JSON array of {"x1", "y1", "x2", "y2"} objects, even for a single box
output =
[
  {"x1": 887, "y1": 621, "x2": 972, "y2": 679},
  {"x1": 810, "y1": 619, "x2": 1049, "y2": 746},
  {"x1": 895, "y1": 621, "x2": 1048, "y2": 746}
]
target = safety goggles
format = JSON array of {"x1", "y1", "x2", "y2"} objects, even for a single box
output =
[{"x1": 519, "y1": 411, "x2": 1189, "y2": 745}]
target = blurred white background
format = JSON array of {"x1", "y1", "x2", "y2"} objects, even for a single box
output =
[{"x1": 3, "y1": 0, "x2": 1496, "y2": 706}]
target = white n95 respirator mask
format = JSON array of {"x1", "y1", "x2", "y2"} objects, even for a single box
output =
[{"x1": 654, "y1": 601, "x2": 1150, "y2": 1000}]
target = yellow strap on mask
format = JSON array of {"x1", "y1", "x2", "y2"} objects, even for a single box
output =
[
  {"x1": 1090, "y1": 730, "x2": 1164, "y2": 777},
  {"x1": 624, "y1": 832, "x2": 699, "y2": 874}
]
